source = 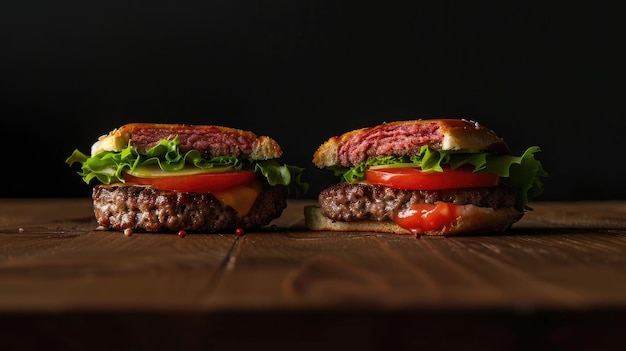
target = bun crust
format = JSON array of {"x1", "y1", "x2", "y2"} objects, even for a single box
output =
[
  {"x1": 304, "y1": 204, "x2": 523, "y2": 236},
  {"x1": 91, "y1": 123, "x2": 283, "y2": 160},
  {"x1": 313, "y1": 119, "x2": 509, "y2": 168}
]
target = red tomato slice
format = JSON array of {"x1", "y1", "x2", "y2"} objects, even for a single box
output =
[
  {"x1": 124, "y1": 170, "x2": 257, "y2": 193},
  {"x1": 365, "y1": 167, "x2": 499, "y2": 190}
]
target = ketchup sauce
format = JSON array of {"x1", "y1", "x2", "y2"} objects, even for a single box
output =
[{"x1": 394, "y1": 202, "x2": 458, "y2": 236}]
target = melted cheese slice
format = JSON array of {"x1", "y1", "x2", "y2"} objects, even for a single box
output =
[{"x1": 211, "y1": 180, "x2": 262, "y2": 216}]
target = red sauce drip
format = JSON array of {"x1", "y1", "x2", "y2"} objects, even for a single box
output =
[{"x1": 394, "y1": 202, "x2": 458, "y2": 235}]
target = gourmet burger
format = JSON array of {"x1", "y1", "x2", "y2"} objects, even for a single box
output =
[
  {"x1": 304, "y1": 118, "x2": 547, "y2": 236},
  {"x1": 66, "y1": 123, "x2": 307, "y2": 233}
]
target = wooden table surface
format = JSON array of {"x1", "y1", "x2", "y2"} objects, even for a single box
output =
[{"x1": 1, "y1": 198, "x2": 625, "y2": 350}]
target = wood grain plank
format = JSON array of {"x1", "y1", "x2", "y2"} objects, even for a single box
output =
[
  {"x1": 0, "y1": 229, "x2": 237, "y2": 311},
  {"x1": 207, "y1": 200, "x2": 626, "y2": 311},
  {"x1": 1, "y1": 199, "x2": 626, "y2": 314},
  {"x1": 454, "y1": 230, "x2": 626, "y2": 306},
  {"x1": 208, "y1": 230, "x2": 419, "y2": 309},
  {"x1": 518, "y1": 201, "x2": 626, "y2": 229},
  {"x1": 0, "y1": 198, "x2": 95, "y2": 228},
  {"x1": 1, "y1": 199, "x2": 626, "y2": 350}
]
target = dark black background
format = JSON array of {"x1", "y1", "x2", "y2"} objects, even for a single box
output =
[{"x1": 1, "y1": 1, "x2": 623, "y2": 200}]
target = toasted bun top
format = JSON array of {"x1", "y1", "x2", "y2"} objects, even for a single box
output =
[
  {"x1": 313, "y1": 119, "x2": 510, "y2": 168},
  {"x1": 91, "y1": 123, "x2": 283, "y2": 160}
]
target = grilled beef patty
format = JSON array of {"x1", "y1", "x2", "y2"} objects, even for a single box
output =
[
  {"x1": 92, "y1": 182, "x2": 288, "y2": 232},
  {"x1": 318, "y1": 183, "x2": 516, "y2": 222}
]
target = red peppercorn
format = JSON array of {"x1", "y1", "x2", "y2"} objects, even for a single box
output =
[
  {"x1": 235, "y1": 228, "x2": 245, "y2": 236},
  {"x1": 177, "y1": 230, "x2": 187, "y2": 238}
]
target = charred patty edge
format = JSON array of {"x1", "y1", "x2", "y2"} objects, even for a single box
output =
[
  {"x1": 92, "y1": 183, "x2": 288, "y2": 232},
  {"x1": 318, "y1": 182, "x2": 517, "y2": 222}
]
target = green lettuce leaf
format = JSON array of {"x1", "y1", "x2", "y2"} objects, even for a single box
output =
[
  {"x1": 66, "y1": 136, "x2": 308, "y2": 197},
  {"x1": 254, "y1": 160, "x2": 309, "y2": 198},
  {"x1": 329, "y1": 145, "x2": 547, "y2": 211}
]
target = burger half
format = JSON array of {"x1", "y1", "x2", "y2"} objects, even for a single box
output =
[
  {"x1": 304, "y1": 119, "x2": 547, "y2": 236},
  {"x1": 66, "y1": 123, "x2": 307, "y2": 233}
]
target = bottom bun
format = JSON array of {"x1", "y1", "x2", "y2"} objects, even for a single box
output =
[
  {"x1": 92, "y1": 183, "x2": 288, "y2": 232},
  {"x1": 304, "y1": 204, "x2": 524, "y2": 236}
]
